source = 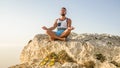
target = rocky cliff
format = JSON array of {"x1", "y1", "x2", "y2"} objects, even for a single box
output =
[{"x1": 9, "y1": 33, "x2": 120, "y2": 68}]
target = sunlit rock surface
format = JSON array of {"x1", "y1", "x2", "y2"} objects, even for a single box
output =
[{"x1": 9, "y1": 33, "x2": 120, "y2": 68}]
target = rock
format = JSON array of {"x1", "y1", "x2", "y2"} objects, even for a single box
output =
[
  {"x1": 62, "y1": 62, "x2": 80, "y2": 68},
  {"x1": 9, "y1": 32, "x2": 120, "y2": 68}
]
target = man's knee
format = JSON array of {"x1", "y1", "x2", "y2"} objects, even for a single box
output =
[
  {"x1": 46, "y1": 30, "x2": 50, "y2": 34},
  {"x1": 46, "y1": 30, "x2": 54, "y2": 35},
  {"x1": 66, "y1": 28, "x2": 72, "y2": 32},
  {"x1": 65, "y1": 29, "x2": 71, "y2": 33}
]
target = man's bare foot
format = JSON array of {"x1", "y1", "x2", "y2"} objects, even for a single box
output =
[
  {"x1": 48, "y1": 37, "x2": 66, "y2": 41},
  {"x1": 62, "y1": 38, "x2": 66, "y2": 41},
  {"x1": 50, "y1": 37, "x2": 55, "y2": 41}
]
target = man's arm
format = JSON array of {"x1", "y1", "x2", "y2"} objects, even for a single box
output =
[
  {"x1": 48, "y1": 19, "x2": 58, "y2": 30},
  {"x1": 67, "y1": 18, "x2": 72, "y2": 28},
  {"x1": 67, "y1": 18, "x2": 75, "y2": 30}
]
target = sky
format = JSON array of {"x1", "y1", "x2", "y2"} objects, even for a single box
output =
[{"x1": 0, "y1": 0, "x2": 120, "y2": 68}]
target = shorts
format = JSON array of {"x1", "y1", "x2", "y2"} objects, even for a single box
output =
[{"x1": 55, "y1": 30, "x2": 65, "y2": 36}]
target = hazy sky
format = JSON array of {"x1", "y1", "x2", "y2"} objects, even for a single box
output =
[{"x1": 0, "y1": 0, "x2": 120, "y2": 68}]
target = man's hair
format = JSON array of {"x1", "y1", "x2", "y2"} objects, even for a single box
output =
[{"x1": 61, "y1": 7, "x2": 66, "y2": 11}]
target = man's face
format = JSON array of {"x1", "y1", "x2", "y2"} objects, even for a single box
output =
[{"x1": 60, "y1": 9, "x2": 66, "y2": 16}]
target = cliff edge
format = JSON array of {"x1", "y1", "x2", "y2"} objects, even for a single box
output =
[{"x1": 9, "y1": 33, "x2": 120, "y2": 68}]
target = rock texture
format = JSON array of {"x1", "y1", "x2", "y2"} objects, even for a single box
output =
[{"x1": 9, "y1": 33, "x2": 120, "y2": 68}]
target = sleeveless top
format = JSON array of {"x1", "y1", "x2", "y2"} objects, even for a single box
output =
[{"x1": 57, "y1": 18, "x2": 68, "y2": 30}]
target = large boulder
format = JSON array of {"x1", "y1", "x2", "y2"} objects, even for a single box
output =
[{"x1": 9, "y1": 33, "x2": 120, "y2": 68}]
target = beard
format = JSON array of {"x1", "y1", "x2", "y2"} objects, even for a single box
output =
[{"x1": 61, "y1": 14, "x2": 65, "y2": 16}]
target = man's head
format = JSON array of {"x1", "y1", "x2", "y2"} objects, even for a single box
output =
[{"x1": 60, "y1": 7, "x2": 67, "y2": 16}]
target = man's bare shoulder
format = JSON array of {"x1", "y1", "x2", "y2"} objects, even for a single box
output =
[{"x1": 67, "y1": 18, "x2": 72, "y2": 22}]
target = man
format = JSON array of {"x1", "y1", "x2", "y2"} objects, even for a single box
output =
[{"x1": 42, "y1": 7, "x2": 74, "y2": 41}]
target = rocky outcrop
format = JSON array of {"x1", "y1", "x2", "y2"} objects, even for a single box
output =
[{"x1": 9, "y1": 33, "x2": 120, "y2": 68}]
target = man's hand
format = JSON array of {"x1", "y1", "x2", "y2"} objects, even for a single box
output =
[
  {"x1": 42, "y1": 26, "x2": 48, "y2": 30},
  {"x1": 71, "y1": 26, "x2": 75, "y2": 30},
  {"x1": 68, "y1": 26, "x2": 75, "y2": 30}
]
